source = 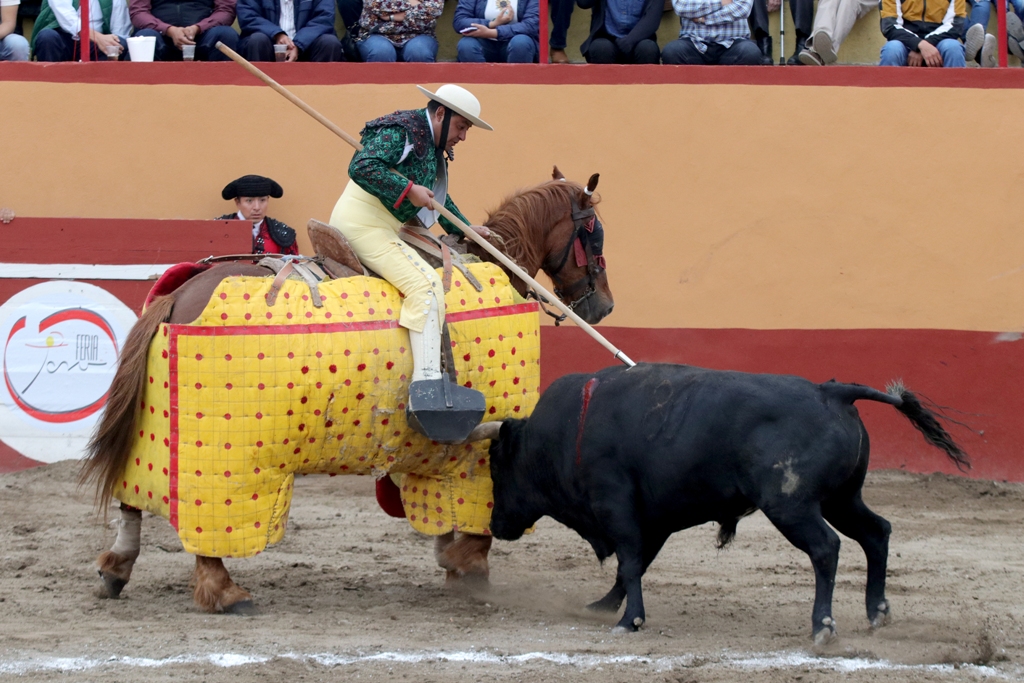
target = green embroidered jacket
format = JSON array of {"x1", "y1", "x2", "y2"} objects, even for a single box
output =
[{"x1": 348, "y1": 108, "x2": 469, "y2": 237}]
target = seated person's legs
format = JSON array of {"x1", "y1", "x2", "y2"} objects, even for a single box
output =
[
  {"x1": 0, "y1": 34, "x2": 30, "y2": 61},
  {"x1": 549, "y1": 0, "x2": 574, "y2": 59},
  {"x1": 198, "y1": 25, "x2": 239, "y2": 60},
  {"x1": 878, "y1": 39, "x2": 908, "y2": 65},
  {"x1": 457, "y1": 36, "x2": 488, "y2": 62},
  {"x1": 358, "y1": 34, "x2": 397, "y2": 61},
  {"x1": 719, "y1": 37, "x2": 763, "y2": 64},
  {"x1": 661, "y1": 37, "x2": 705, "y2": 64},
  {"x1": 238, "y1": 32, "x2": 274, "y2": 61},
  {"x1": 133, "y1": 28, "x2": 171, "y2": 60},
  {"x1": 302, "y1": 33, "x2": 344, "y2": 61},
  {"x1": 505, "y1": 34, "x2": 537, "y2": 62},
  {"x1": 32, "y1": 27, "x2": 75, "y2": 61},
  {"x1": 584, "y1": 36, "x2": 619, "y2": 63},
  {"x1": 400, "y1": 33, "x2": 437, "y2": 61},
  {"x1": 632, "y1": 38, "x2": 660, "y2": 63},
  {"x1": 936, "y1": 37, "x2": 965, "y2": 66}
]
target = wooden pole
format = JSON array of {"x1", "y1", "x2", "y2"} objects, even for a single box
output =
[{"x1": 214, "y1": 42, "x2": 635, "y2": 368}]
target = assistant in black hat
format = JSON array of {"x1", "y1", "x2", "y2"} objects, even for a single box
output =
[{"x1": 217, "y1": 175, "x2": 297, "y2": 255}]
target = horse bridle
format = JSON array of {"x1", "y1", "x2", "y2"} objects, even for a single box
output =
[{"x1": 533, "y1": 195, "x2": 606, "y2": 325}]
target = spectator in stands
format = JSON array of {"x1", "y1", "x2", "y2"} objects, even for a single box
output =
[
  {"x1": 129, "y1": 0, "x2": 238, "y2": 60},
  {"x1": 576, "y1": 0, "x2": 661, "y2": 63},
  {"x1": 878, "y1": 0, "x2": 965, "y2": 66},
  {"x1": 662, "y1": 0, "x2": 763, "y2": 64},
  {"x1": 749, "y1": 0, "x2": 812, "y2": 64},
  {"x1": 0, "y1": 208, "x2": 13, "y2": 224},
  {"x1": 0, "y1": 0, "x2": 29, "y2": 60},
  {"x1": 796, "y1": 0, "x2": 875, "y2": 64},
  {"x1": 32, "y1": 0, "x2": 130, "y2": 60},
  {"x1": 352, "y1": 0, "x2": 442, "y2": 61},
  {"x1": 549, "y1": 0, "x2": 573, "y2": 62},
  {"x1": 237, "y1": 0, "x2": 344, "y2": 61},
  {"x1": 217, "y1": 175, "x2": 298, "y2": 256},
  {"x1": 454, "y1": 0, "x2": 538, "y2": 62},
  {"x1": 961, "y1": 2, "x2": 1024, "y2": 67},
  {"x1": 336, "y1": 0, "x2": 363, "y2": 59}
]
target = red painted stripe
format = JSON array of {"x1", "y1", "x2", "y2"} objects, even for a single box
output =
[
  {"x1": 168, "y1": 327, "x2": 179, "y2": 532},
  {"x1": 541, "y1": 326, "x2": 1024, "y2": 482},
  {"x1": 445, "y1": 301, "x2": 539, "y2": 323},
  {"x1": 0, "y1": 440, "x2": 43, "y2": 473},
  {"x1": 5, "y1": 218, "x2": 249, "y2": 265},
  {"x1": 5, "y1": 62, "x2": 1024, "y2": 89}
]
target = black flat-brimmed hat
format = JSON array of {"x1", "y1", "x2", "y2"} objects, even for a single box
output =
[{"x1": 222, "y1": 175, "x2": 284, "y2": 200}]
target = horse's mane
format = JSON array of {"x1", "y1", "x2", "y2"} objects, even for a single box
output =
[{"x1": 484, "y1": 180, "x2": 600, "y2": 272}]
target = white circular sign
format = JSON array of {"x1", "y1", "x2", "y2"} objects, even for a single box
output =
[{"x1": 0, "y1": 282, "x2": 138, "y2": 463}]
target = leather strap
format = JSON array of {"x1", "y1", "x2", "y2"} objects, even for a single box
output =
[
  {"x1": 399, "y1": 223, "x2": 484, "y2": 292},
  {"x1": 264, "y1": 260, "x2": 294, "y2": 306}
]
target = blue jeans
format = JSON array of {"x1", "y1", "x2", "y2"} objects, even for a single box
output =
[
  {"x1": 457, "y1": 34, "x2": 537, "y2": 62},
  {"x1": 0, "y1": 33, "x2": 29, "y2": 61},
  {"x1": 357, "y1": 33, "x2": 437, "y2": 61},
  {"x1": 132, "y1": 25, "x2": 238, "y2": 61},
  {"x1": 966, "y1": 0, "x2": 1024, "y2": 33},
  {"x1": 879, "y1": 38, "x2": 965, "y2": 66}
]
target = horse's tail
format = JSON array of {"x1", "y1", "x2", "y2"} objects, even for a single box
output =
[
  {"x1": 821, "y1": 379, "x2": 971, "y2": 472},
  {"x1": 79, "y1": 295, "x2": 176, "y2": 514}
]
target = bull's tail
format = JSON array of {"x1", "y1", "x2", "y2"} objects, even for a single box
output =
[
  {"x1": 822, "y1": 379, "x2": 971, "y2": 472},
  {"x1": 79, "y1": 295, "x2": 176, "y2": 514}
]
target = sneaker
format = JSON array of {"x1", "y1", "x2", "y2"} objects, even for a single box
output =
[
  {"x1": 981, "y1": 32, "x2": 998, "y2": 67},
  {"x1": 798, "y1": 47, "x2": 824, "y2": 65},
  {"x1": 1007, "y1": 12, "x2": 1024, "y2": 61},
  {"x1": 965, "y1": 23, "x2": 984, "y2": 62},
  {"x1": 811, "y1": 30, "x2": 837, "y2": 64}
]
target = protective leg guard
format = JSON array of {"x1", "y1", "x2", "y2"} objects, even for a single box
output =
[{"x1": 407, "y1": 295, "x2": 485, "y2": 443}]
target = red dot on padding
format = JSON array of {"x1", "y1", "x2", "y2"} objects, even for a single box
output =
[
  {"x1": 488, "y1": 350, "x2": 496, "y2": 357},
  {"x1": 196, "y1": 527, "x2": 202, "y2": 533},
  {"x1": 162, "y1": 496, "x2": 169, "y2": 504},
  {"x1": 252, "y1": 493, "x2": 259, "y2": 500},
  {"x1": 196, "y1": 469, "x2": 202, "y2": 476},
  {"x1": 224, "y1": 471, "x2": 231, "y2": 477},
  {"x1": 195, "y1": 353, "x2": 203, "y2": 361},
  {"x1": 255, "y1": 412, "x2": 263, "y2": 419},
  {"x1": 258, "y1": 353, "x2": 265, "y2": 360},
  {"x1": 134, "y1": 485, "x2": 140, "y2": 494},
  {"x1": 460, "y1": 472, "x2": 468, "y2": 479},
  {"x1": 226, "y1": 527, "x2": 233, "y2": 533},
  {"x1": 219, "y1": 292, "x2": 227, "y2": 300},
  {"x1": 196, "y1": 440, "x2": 203, "y2": 447},
  {"x1": 225, "y1": 499, "x2": 232, "y2": 506},
  {"x1": 195, "y1": 499, "x2": 202, "y2": 506},
  {"x1": 254, "y1": 521, "x2": 261, "y2": 529},
  {"x1": 225, "y1": 443, "x2": 232, "y2": 450}
]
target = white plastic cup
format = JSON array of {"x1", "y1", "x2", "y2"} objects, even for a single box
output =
[
  {"x1": 105, "y1": 43, "x2": 120, "y2": 60},
  {"x1": 274, "y1": 44, "x2": 287, "y2": 61},
  {"x1": 126, "y1": 35, "x2": 156, "y2": 62},
  {"x1": 182, "y1": 44, "x2": 196, "y2": 61}
]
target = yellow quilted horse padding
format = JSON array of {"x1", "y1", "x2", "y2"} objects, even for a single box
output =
[{"x1": 115, "y1": 263, "x2": 540, "y2": 558}]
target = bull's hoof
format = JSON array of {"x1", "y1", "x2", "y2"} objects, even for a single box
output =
[
  {"x1": 224, "y1": 599, "x2": 258, "y2": 616},
  {"x1": 813, "y1": 617, "x2": 837, "y2": 646},
  {"x1": 99, "y1": 572, "x2": 127, "y2": 599},
  {"x1": 612, "y1": 616, "x2": 644, "y2": 633},
  {"x1": 869, "y1": 600, "x2": 892, "y2": 629},
  {"x1": 586, "y1": 597, "x2": 622, "y2": 613}
]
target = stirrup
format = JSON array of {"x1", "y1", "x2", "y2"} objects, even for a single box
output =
[{"x1": 406, "y1": 374, "x2": 486, "y2": 444}]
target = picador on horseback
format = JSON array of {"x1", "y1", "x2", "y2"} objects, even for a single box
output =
[{"x1": 329, "y1": 84, "x2": 494, "y2": 442}]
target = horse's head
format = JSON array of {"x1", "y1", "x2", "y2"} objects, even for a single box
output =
[{"x1": 540, "y1": 166, "x2": 615, "y2": 325}]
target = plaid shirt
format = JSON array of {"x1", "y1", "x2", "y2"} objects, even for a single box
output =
[{"x1": 671, "y1": 0, "x2": 752, "y2": 51}]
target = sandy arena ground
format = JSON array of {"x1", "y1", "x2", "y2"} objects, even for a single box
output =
[{"x1": 1, "y1": 460, "x2": 1022, "y2": 682}]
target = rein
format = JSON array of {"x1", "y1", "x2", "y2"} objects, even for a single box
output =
[{"x1": 538, "y1": 196, "x2": 606, "y2": 326}]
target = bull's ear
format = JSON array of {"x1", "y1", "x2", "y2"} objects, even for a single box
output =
[{"x1": 552, "y1": 166, "x2": 565, "y2": 181}]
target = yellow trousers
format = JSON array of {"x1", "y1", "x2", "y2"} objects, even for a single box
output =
[{"x1": 329, "y1": 180, "x2": 444, "y2": 333}]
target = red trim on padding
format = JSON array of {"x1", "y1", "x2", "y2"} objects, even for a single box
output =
[
  {"x1": 445, "y1": 301, "x2": 539, "y2": 323},
  {"x1": 376, "y1": 477, "x2": 407, "y2": 518},
  {"x1": 541, "y1": 326, "x2": 1024, "y2": 482},
  {"x1": 168, "y1": 328, "x2": 179, "y2": 531},
  {"x1": 5, "y1": 62, "x2": 1024, "y2": 89}
]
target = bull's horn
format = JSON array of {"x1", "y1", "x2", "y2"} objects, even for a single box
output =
[{"x1": 464, "y1": 421, "x2": 503, "y2": 442}]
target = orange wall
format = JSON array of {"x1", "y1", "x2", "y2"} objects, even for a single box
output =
[{"x1": 5, "y1": 80, "x2": 1024, "y2": 332}]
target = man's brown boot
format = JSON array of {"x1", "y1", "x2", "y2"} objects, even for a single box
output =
[{"x1": 550, "y1": 48, "x2": 569, "y2": 63}]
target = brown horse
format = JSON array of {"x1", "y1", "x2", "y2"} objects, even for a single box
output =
[{"x1": 81, "y1": 168, "x2": 615, "y2": 614}]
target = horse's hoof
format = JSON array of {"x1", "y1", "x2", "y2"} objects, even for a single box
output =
[
  {"x1": 612, "y1": 616, "x2": 643, "y2": 633},
  {"x1": 813, "y1": 617, "x2": 837, "y2": 646},
  {"x1": 224, "y1": 599, "x2": 258, "y2": 616},
  {"x1": 100, "y1": 572, "x2": 127, "y2": 599},
  {"x1": 870, "y1": 601, "x2": 892, "y2": 629}
]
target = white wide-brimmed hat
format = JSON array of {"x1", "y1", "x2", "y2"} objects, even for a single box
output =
[{"x1": 417, "y1": 84, "x2": 493, "y2": 131}]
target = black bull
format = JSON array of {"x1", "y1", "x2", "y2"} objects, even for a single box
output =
[{"x1": 486, "y1": 363, "x2": 969, "y2": 643}]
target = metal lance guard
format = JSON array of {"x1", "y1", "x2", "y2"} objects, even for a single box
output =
[{"x1": 407, "y1": 375, "x2": 486, "y2": 444}]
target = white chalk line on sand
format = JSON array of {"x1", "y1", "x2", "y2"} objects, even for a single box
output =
[{"x1": 0, "y1": 649, "x2": 1015, "y2": 678}]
